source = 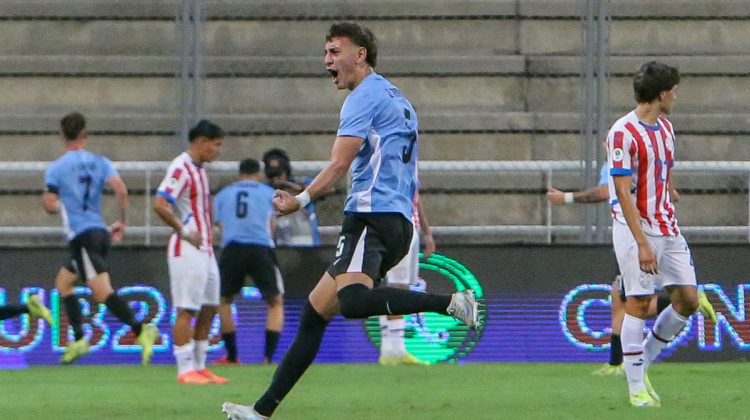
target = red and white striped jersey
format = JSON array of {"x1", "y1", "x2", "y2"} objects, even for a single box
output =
[
  {"x1": 157, "y1": 152, "x2": 214, "y2": 253},
  {"x1": 607, "y1": 110, "x2": 678, "y2": 236}
]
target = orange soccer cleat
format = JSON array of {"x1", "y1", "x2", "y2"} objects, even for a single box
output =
[
  {"x1": 197, "y1": 368, "x2": 229, "y2": 384},
  {"x1": 177, "y1": 370, "x2": 212, "y2": 385}
]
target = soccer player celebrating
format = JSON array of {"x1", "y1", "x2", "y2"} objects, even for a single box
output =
[
  {"x1": 379, "y1": 190, "x2": 433, "y2": 366},
  {"x1": 153, "y1": 119, "x2": 228, "y2": 385},
  {"x1": 222, "y1": 22, "x2": 478, "y2": 419},
  {"x1": 213, "y1": 158, "x2": 285, "y2": 365},
  {"x1": 606, "y1": 62, "x2": 698, "y2": 407},
  {"x1": 44, "y1": 112, "x2": 158, "y2": 365}
]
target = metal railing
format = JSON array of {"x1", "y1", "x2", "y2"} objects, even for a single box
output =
[{"x1": 0, "y1": 160, "x2": 748, "y2": 245}]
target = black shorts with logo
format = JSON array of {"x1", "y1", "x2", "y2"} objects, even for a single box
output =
[
  {"x1": 219, "y1": 242, "x2": 284, "y2": 299},
  {"x1": 326, "y1": 212, "x2": 413, "y2": 284},
  {"x1": 64, "y1": 227, "x2": 111, "y2": 280}
]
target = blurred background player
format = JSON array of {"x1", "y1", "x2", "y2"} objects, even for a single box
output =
[
  {"x1": 44, "y1": 111, "x2": 157, "y2": 365},
  {"x1": 0, "y1": 295, "x2": 53, "y2": 325},
  {"x1": 222, "y1": 22, "x2": 477, "y2": 419},
  {"x1": 548, "y1": 164, "x2": 714, "y2": 377},
  {"x1": 153, "y1": 119, "x2": 227, "y2": 385},
  {"x1": 379, "y1": 190, "x2": 434, "y2": 366},
  {"x1": 262, "y1": 148, "x2": 333, "y2": 247},
  {"x1": 608, "y1": 61, "x2": 701, "y2": 408},
  {"x1": 212, "y1": 158, "x2": 285, "y2": 365}
]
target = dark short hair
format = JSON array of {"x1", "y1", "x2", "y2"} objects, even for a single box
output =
[
  {"x1": 188, "y1": 119, "x2": 224, "y2": 142},
  {"x1": 262, "y1": 148, "x2": 292, "y2": 178},
  {"x1": 633, "y1": 61, "x2": 680, "y2": 103},
  {"x1": 326, "y1": 22, "x2": 378, "y2": 68},
  {"x1": 60, "y1": 111, "x2": 86, "y2": 141},
  {"x1": 239, "y1": 158, "x2": 261, "y2": 175}
]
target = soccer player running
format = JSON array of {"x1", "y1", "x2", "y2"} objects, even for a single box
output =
[
  {"x1": 548, "y1": 166, "x2": 715, "y2": 376},
  {"x1": 43, "y1": 112, "x2": 158, "y2": 365},
  {"x1": 212, "y1": 158, "x2": 285, "y2": 365},
  {"x1": 607, "y1": 62, "x2": 699, "y2": 408},
  {"x1": 222, "y1": 22, "x2": 478, "y2": 419},
  {"x1": 379, "y1": 190, "x2": 434, "y2": 365},
  {"x1": 153, "y1": 119, "x2": 228, "y2": 385}
]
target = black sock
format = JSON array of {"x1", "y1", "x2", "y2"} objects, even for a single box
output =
[
  {"x1": 609, "y1": 333, "x2": 623, "y2": 365},
  {"x1": 337, "y1": 283, "x2": 451, "y2": 319},
  {"x1": 62, "y1": 294, "x2": 85, "y2": 341},
  {"x1": 0, "y1": 304, "x2": 28, "y2": 321},
  {"x1": 104, "y1": 293, "x2": 142, "y2": 336},
  {"x1": 222, "y1": 332, "x2": 238, "y2": 361},
  {"x1": 656, "y1": 295, "x2": 671, "y2": 314},
  {"x1": 255, "y1": 301, "x2": 328, "y2": 417},
  {"x1": 265, "y1": 329, "x2": 281, "y2": 362}
]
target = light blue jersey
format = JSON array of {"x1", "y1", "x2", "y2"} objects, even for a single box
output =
[
  {"x1": 598, "y1": 164, "x2": 608, "y2": 186},
  {"x1": 337, "y1": 72, "x2": 418, "y2": 221},
  {"x1": 44, "y1": 150, "x2": 117, "y2": 240},
  {"x1": 214, "y1": 180, "x2": 275, "y2": 248}
]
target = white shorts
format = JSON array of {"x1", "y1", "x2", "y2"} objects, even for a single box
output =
[
  {"x1": 168, "y1": 238, "x2": 220, "y2": 311},
  {"x1": 612, "y1": 222, "x2": 697, "y2": 297},
  {"x1": 385, "y1": 225, "x2": 420, "y2": 286}
]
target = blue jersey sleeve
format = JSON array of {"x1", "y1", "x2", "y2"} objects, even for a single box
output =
[
  {"x1": 44, "y1": 163, "x2": 60, "y2": 193},
  {"x1": 337, "y1": 89, "x2": 377, "y2": 140},
  {"x1": 598, "y1": 164, "x2": 608, "y2": 186},
  {"x1": 214, "y1": 188, "x2": 227, "y2": 224},
  {"x1": 102, "y1": 156, "x2": 118, "y2": 181}
]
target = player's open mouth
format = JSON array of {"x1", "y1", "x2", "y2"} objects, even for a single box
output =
[{"x1": 327, "y1": 69, "x2": 338, "y2": 82}]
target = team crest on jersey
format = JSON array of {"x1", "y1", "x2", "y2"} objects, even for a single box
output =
[{"x1": 612, "y1": 148, "x2": 624, "y2": 162}]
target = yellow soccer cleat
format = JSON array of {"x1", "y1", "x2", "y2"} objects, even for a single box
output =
[
  {"x1": 60, "y1": 338, "x2": 90, "y2": 364},
  {"x1": 26, "y1": 294, "x2": 53, "y2": 325},
  {"x1": 379, "y1": 353, "x2": 429, "y2": 366},
  {"x1": 629, "y1": 388, "x2": 660, "y2": 408},
  {"x1": 643, "y1": 372, "x2": 661, "y2": 403},
  {"x1": 136, "y1": 324, "x2": 159, "y2": 366},
  {"x1": 591, "y1": 363, "x2": 625, "y2": 377},
  {"x1": 697, "y1": 290, "x2": 717, "y2": 323}
]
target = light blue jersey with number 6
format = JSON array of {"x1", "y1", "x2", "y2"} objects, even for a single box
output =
[{"x1": 214, "y1": 180, "x2": 276, "y2": 248}]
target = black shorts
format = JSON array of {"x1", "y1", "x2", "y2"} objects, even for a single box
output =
[
  {"x1": 326, "y1": 213, "x2": 413, "y2": 284},
  {"x1": 64, "y1": 228, "x2": 111, "y2": 280},
  {"x1": 219, "y1": 243, "x2": 284, "y2": 299}
]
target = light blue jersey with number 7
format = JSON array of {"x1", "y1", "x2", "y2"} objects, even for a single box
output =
[{"x1": 45, "y1": 150, "x2": 117, "y2": 240}]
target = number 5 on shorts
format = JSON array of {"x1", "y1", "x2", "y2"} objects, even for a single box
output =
[{"x1": 335, "y1": 235, "x2": 345, "y2": 257}]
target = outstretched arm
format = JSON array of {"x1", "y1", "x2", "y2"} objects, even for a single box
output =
[{"x1": 547, "y1": 185, "x2": 609, "y2": 205}]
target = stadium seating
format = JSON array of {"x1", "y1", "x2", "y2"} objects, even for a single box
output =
[{"x1": 1, "y1": 0, "x2": 749, "y2": 243}]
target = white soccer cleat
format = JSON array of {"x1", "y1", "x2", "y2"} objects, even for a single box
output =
[
  {"x1": 221, "y1": 402, "x2": 269, "y2": 420},
  {"x1": 447, "y1": 289, "x2": 478, "y2": 328}
]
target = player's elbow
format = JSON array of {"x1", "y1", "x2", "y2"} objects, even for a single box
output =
[{"x1": 329, "y1": 160, "x2": 350, "y2": 179}]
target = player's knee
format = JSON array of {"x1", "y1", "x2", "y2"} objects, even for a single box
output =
[
  {"x1": 337, "y1": 283, "x2": 370, "y2": 319},
  {"x1": 267, "y1": 294, "x2": 283, "y2": 308},
  {"x1": 299, "y1": 301, "x2": 328, "y2": 330},
  {"x1": 675, "y1": 297, "x2": 699, "y2": 316}
]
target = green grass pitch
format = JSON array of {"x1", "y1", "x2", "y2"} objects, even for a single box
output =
[{"x1": 1, "y1": 363, "x2": 748, "y2": 419}]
